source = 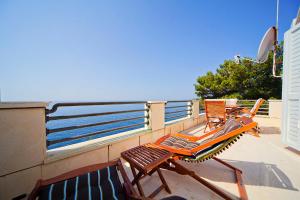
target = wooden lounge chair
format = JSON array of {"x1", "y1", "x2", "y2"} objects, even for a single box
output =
[
  {"x1": 236, "y1": 98, "x2": 265, "y2": 119},
  {"x1": 147, "y1": 117, "x2": 258, "y2": 200},
  {"x1": 28, "y1": 159, "x2": 139, "y2": 200},
  {"x1": 28, "y1": 159, "x2": 186, "y2": 200},
  {"x1": 204, "y1": 100, "x2": 226, "y2": 132}
]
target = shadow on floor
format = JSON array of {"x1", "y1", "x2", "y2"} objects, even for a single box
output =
[
  {"x1": 260, "y1": 126, "x2": 281, "y2": 134},
  {"x1": 285, "y1": 147, "x2": 300, "y2": 155},
  {"x1": 178, "y1": 159, "x2": 298, "y2": 191}
]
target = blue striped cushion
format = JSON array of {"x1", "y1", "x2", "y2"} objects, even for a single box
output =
[{"x1": 38, "y1": 165, "x2": 125, "y2": 200}]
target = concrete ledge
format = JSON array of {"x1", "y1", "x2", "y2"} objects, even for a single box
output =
[
  {"x1": 165, "y1": 116, "x2": 190, "y2": 125},
  {"x1": 268, "y1": 99, "x2": 282, "y2": 102},
  {"x1": 0, "y1": 108, "x2": 46, "y2": 176},
  {"x1": 0, "y1": 165, "x2": 41, "y2": 200},
  {"x1": 45, "y1": 128, "x2": 151, "y2": 163},
  {"x1": 255, "y1": 115, "x2": 270, "y2": 118},
  {"x1": 0, "y1": 102, "x2": 48, "y2": 109}
]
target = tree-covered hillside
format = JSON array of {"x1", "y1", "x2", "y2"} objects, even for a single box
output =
[{"x1": 195, "y1": 43, "x2": 283, "y2": 100}]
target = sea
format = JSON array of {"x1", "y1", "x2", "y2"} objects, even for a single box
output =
[{"x1": 46, "y1": 102, "x2": 189, "y2": 150}]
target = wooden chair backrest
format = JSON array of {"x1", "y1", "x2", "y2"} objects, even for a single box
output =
[
  {"x1": 153, "y1": 116, "x2": 258, "y2": 156},
  {"x1": 250, "y1": 98, "x2": 265, "y2": 117},
  {"x1": 204, "y1": 100, "x2": 226, "y2": 120}
]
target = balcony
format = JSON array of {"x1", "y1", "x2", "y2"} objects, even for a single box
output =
[{"x1": 0, "y1": 99, "x2": 299, "y2": 200}]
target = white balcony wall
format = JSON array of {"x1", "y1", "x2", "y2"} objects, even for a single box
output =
[{"x1": 0, "y1": 100, "x2": 204, "y2": 199}]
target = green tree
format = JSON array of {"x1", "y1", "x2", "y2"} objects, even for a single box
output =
[{"x1": 195, "y1": 43, "x2": 283, "y2": 100}]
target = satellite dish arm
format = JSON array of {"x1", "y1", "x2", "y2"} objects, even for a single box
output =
[{"x1": 273, "y1": 0, "x2": 281, "y2": 78}]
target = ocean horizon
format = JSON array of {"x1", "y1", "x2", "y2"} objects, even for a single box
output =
[{"x1": 47, "y1": 102, "x2": 189, "y2": 149}]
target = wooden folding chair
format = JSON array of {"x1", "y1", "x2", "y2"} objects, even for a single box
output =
[{"x1": 204, "y1": 100, "x2": 226, "y2": 132}]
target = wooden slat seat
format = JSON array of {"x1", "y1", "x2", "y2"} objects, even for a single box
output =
[{"x1": 121, "y1": 146, "x2": 173, "y2": 198}]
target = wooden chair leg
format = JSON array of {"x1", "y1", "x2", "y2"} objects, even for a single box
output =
[
  {"x1": 163, "y1": 158, "x2": 248, "y2": 200},
  {"x1": 205, "y1": 120, "x2": 215, "y2": 132},
  {"x1": 208, "y1": 121, "x2": 212, "y2": 130},
  {"x1": 204, "y1": 122, "x2": 209, "y2": 133},
  {"x1": 157, "y1": 168, "x2": 171, "y2": 193},
  {"x1": 130, "y1": 165, "x2": 172, "y2": 198},
  {"x1": 213, "y1": 157, "x2": 248, "y2": 200},
  {"x1": 130, "y1": 166, "x2": 145, "y2": 197},
  {"x1": 164, "y1": 159, "x2": 235, "y2": 200}
]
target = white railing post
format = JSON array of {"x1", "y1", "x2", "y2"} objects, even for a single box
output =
[
  {"x1": 191, "y1": 99, "x2": 200, "y2": 118},
  {"x1": 147, "y1": 101, "x2": 166, "y2": 131},
  {"x1": 187, "y1": 101, "x2": 192, "y2": 118},
  {"x1": 144, "y1": 103, "x2": 150, "y2": 129},
  {"x1": 0, "y1": 102, "x2": 47, "y2": 199},
  {"x1": 268, "y1": 100, "x2": 282, "y2": 119}
]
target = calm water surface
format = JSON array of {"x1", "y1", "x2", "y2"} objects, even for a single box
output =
[{"x1": 47, "y1": 102, "x2": 188, "y2": 149}]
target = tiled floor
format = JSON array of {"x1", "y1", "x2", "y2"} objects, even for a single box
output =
[{"x1": 123, "y1": 117, "x2": 300, "y2": 200}]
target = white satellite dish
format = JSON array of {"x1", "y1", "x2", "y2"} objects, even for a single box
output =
[
  {"x1": 257, "y1": 26, "x2": 277, "y2": 63},
  {"x1": 234, "y1": 0, "x2": 281, "y2": 78},
  {"x1": 234, "y1": 27, "x2": 277, "y2": 65}
]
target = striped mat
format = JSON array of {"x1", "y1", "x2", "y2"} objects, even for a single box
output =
[{"x1": 38, "y1": 165, "x2": 125, "y2": 200}]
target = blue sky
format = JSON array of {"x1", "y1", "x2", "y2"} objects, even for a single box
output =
[{"x1": 0, "y1": 0, "x2": 299, "y2": 101}]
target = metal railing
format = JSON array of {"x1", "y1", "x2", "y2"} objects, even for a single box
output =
[
  {"x1": 199, "y1": 100, "x2": 205, "y2": 114},
  {"x1": 199, "y1": 99, "x2": 269, "y2": 116},
  {"x1": 237, "y1": 100, "x2": 269, "y2": 116},
  {"x1": 165, "y1": 100, "x2": 192, "y2": 122},
  {"x1": 46, "y1": 101, "x2": 149, "y2": 149}
]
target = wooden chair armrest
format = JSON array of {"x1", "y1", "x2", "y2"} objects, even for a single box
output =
[
  {"x1": 27, "y1": 179, "x2": 42, "y2": 200},
  {"x1": 240, "y1": 108, "x2": 250, "y2": 113},
  {"x1": 28, "y1": 159, "x2": 132, "y2": 200},
  {"x1": 174, "y1": 126, "x2": 223, "y2": 142}
]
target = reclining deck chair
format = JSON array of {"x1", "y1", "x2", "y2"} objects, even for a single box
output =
[
  {"x1": 147, "y1": 117, "x2": 258, "y2": 200},
  {"x1": 28, "y1": 159, "x2": 185, "y2": 200},
  {"x1": 236, "y1": 98, "x2": 265, "y2": 119},
  {"x1": 235, "y1": 98, "x2": 265, "y2": 135}
]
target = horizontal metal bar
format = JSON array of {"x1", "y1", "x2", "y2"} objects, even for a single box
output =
[
  {"x1": 240, "y1": 105, "x2": 269, "y2": 108},
  {"x1": 47, "y1": 122, "x2": 147, "y2": 146},
  {"x1": 165, "y1": 105, "x2": 189, "y2": 109},
  {"x1": 237, "y1": 100, "x2": 259, "y2": 102},
  {"x1": 0, "y1": 107, "x2": 46, "y2": 110},
  {"x1": 47, "y1": 116, "x2": 146, "y2": 134},
  {"x1": 165, "y1": 114, "x2": 188, "y2": 120},
  {"x1": 47, "y1": 101, "x2": 147, "y2": 114},
  {"x1": 238, "y1": 103, "x2": 269, "y2": 106},
  {"x1": 47, "y1": 109, "x2": 148, "y2": 121},
  {"x1": 239, "y1": 105, "x2": 268, "y2": 108},
  {"x1": 165, "y1": 109, "x2": 191, "y2": 115},
  {"x1": 256, "y1": 111, "x2": 269, "y2": 113},
  {"x1": 242, "y1": 107, "x2": 269, "y2": 112},
  {"x1": 167, "y1": 100, "x2": 192, "y2": 103}
]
